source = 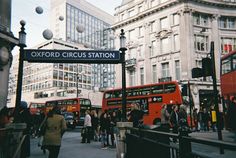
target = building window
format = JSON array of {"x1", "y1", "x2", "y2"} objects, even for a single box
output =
[
  {"x1": 150, "y1": 21, "x2": 155, "y2": 33},
  {"x1": 194, "y1": 35, "x2": 208, "y2": 52},
  {"x1": 139, "y1": 45, "x2": 145, "y2": 59},
  {"x1": 129, "y1": 71, "x2": 135, "y2": 86},
  {"x1": 138, "y1": 5, "x2": 143, "y2": 13},
  {"x1": 173, "y1": 13, "x2": 179, "y2": 25},
  {"x1": 152, "y1": 65, "x2": 157, "y2": 83},
  {"x1": 128, "y1": 9, "x2": 135, "y2": 17},
  {"x1": 160, "y1": 17, "x2": 169, "y2": 29},
  {"x1": 175, "y1": 60, "x2": 180, "y2": 80},
  {"x1": 174, "y1": 34, "x2": 180, "y2": 51},
  {"x1": 161, "y1": 62, "x2": 169, "y2": 78},
  {"x1": 221, "y1": 37, "x2": 236, "y2": 54},
  {"x1": 150, "y1": 41, "x2": 156, "y2": 56},
  {"x1": 161, "y1": 37, "x2": 170, "y2": 54},
  {"x1": 193, "y1": 13, "x2": 209, "y2": 26},
  {"x1": 138, "y1": 26, "x2": 143, "y2": 37},
  {"x1": 128, "y1": 29, "x2": 135, "y2": 40},
  {"x1": 140, "y1": 68, "x2": 144, "y2": 85},
  {"x1": 219, "y1": 17, "x2": 236, "y2": 29}
]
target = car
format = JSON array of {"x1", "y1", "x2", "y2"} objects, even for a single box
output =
[{"x1": 63, "y1": 112, "x2": 77, "y2": 129}]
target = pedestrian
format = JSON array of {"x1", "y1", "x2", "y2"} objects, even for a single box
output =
[
  {"x1": 109, "y1": 111, "x2": 118, "y2": 147},
  {"x1": 227, "y1": 97, "x2": 236, "y2": 142},
  {"x1": 81, "y1": 110, "x2": 92, "y2": 143},
  {"x1": 128, "y1": 103, "x2": 144, "y2": 127},
  {"x1": 197, "y1": 108, "x2": 204, "y2": 131},
  {"x1": 14, "y1": 101, "x2": 32, "y2": 158},
  {"x1": 91, "y1": 110, "x2": 99, "y2": 141},
  {"x1": 0, "y1": 106, "x2": 11, "y2": 128},
  {"x1": 160, "y1": 104, "x2": 170, "y2": 132},
  {"x1": 178, "y1": 104, "x2": 188, "y2": 125},
  {"x1": 99, "y1": 111, "x2": 109, "y2": 149},
  {"x1": 202, "y1": 108, "x2": 210, "y2": 131},
  {"x1": 170, "y1": 105, "x2": 179, "y2": 134},
  {"x1": 42, "y1": 106, "x2": 67, "y2": 158},
  {"x1": 193, "y1": 108, "x2": 199, "y2": 131},
  {"x1": 210, "y1": 106, "x2": 217, "y2": 132}
]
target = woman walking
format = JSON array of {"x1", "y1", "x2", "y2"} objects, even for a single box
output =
[{"x1": 42, "y1": 106, "x2": 67, "y2": 158}]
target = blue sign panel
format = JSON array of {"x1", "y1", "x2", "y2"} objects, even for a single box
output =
[{"x1": 24, "y1": 49, "x2": 121, "y2": 64}]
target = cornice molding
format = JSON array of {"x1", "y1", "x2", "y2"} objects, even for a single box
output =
[{"x1": 113, "y1": 0, "x2": 236, "y2": 30}]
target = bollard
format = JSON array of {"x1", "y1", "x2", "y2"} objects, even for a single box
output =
[
  {"x1": 116, "y1": 122, "x2": 133, "y2": 158},
  {"x1": 178, "y1": 123, "x2": 192, "y2": 158}
]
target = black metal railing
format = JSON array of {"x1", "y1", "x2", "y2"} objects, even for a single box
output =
[{"x1": 125, "y1": 127, "x2": 236, "y2": 158}]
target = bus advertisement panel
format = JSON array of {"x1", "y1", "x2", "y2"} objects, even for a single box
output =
[
  {"x1": 102, "y1": 81, "x2": 183, "y2": 125},
  {"x1": 45, "y1": 98, "x2": 92, "y2": 126}
]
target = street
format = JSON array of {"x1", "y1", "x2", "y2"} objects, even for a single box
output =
[
  {"x1": 30, "y1": 127, "x2": 116, "y2": 158},
  {"x1": 29, "y1": 127, "x2": 236, "y2": 158}
]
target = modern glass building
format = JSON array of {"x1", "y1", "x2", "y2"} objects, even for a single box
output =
[{"x1": 51, "y1": 0, "x2": 116, "y2": 90}]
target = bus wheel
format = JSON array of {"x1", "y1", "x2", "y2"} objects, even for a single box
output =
[{"x1": 153, "y1": 118, "x2": 161, "y2": 125}]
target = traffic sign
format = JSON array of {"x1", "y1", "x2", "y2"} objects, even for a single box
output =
[{"x1": 23, "y1": 49, "x2": 121, "y2": 63}]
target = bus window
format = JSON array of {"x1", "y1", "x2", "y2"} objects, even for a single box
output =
[
  {"x1": 164, "y1": 84, "x2": 176, "y2": 93},
  {"x1": 105, "y1": 92, "x2": 113, "y2": 99},
  {"x1": 152, "y1": 85, "x2": 164, "y2": 94},
  {"x1": 233, "y1": 54, "x2": 236, "y2": 70},
  {"x1": 114, "y1": 91, "x2": 121, "y2": 98},
  {"x1": 222, "y1": 58, "x2": 231, "y2": 74},
  {"x1": 141, "y1": 87, "x2": 151, "y2": 95}
]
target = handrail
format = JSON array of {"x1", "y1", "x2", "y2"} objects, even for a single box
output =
[
  {"x1": 183, "y1": 136, "x2": 236, "y2": 150},
  {"x1": 12, "y1": 135, "x2": 26, "y2": 158},
  {"x1": 126, "y1": 127, "x2": 236, "y2": 151}
]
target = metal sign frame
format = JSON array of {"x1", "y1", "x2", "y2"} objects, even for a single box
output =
[{"x1": 23, "y1": 49, "x2": 121, "y2": 64}]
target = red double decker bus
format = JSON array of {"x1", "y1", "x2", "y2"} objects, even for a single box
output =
[
  {"x1": 29, "y1": 102, "x2": 45, "y2": 115},
  {"x1": 221, "y1": 51, "x2": 236, "y2": 100},
  {"x1": 45, "y1": 98, "x2": 92, "y2": 126},
  {"x1": 102, "y1": 81, "x2": 183, "y2": 125},
  {"x1": 220, "y1": 51, "x2": 236, "y2": 129}
]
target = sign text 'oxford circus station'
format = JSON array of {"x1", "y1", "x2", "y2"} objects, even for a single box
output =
[{"x1": 23, "y1": 49, "x2": 121, "y2": 64}]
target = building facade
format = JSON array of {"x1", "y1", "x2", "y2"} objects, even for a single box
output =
[
  {"x1": 112, "y1": 0, "x2": 236, "y2": 110},
  {"x1": 8, "y1": 39, "x2": 103, "y2": 107},
  {"x1": 0, "y1": 0, "x2": 18, "y2": 109},
  {"x1": 50, "y1": 0, "x2": 116, "y2": 90}
]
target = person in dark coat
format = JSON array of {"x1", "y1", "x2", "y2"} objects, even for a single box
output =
[
  {"x1": 170, "y1": 105, "x2": 179, "y2": 134},
  {"x1": 14, "y1": 101, "x2": 32, "y2": 158},
  {"x1": 128, "y1": 103, "x2": 144, "y2": 128}
]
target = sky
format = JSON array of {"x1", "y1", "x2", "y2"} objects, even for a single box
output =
[{"x1": 11, "y1": 0, "x2": 122, "y2": 53}]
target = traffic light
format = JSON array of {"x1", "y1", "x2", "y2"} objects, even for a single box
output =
[
  {"x1": 192, "y1": 57, "x2": 213, "y2": 78},
  {"x1": 192, "y1": 67, "x2": 202, "y2": 78},
  {"x1": 181, "y1": 84, "x2": 188, "y2": 96},
  {"x1": 202, "y1": 57, "x2": 212, "y2": 77}
]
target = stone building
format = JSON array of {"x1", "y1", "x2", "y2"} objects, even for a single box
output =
[{"x1": 112, "y1": 0, "x2": 236, "y2": 110}]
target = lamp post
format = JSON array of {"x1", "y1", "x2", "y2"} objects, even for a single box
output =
[
  {"x1": 14, "y1": 20, "x2": 26, "y2": 119},
  {"x1": 210, "y1": 42, "x2": 223, "y2": 154},
  {"x1": 119, "y1": 29, "x2": 127, "y2": 121}
]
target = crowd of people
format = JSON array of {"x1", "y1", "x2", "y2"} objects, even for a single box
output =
[{"x1": 1, "y1": 97, "x2": 236, "y2": 157}]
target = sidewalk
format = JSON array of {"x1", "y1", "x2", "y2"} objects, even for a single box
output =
[
  {"x1": 30, "y1": 131, "x2": 116, "y2": 158},
  {"x1": 190, "y1": 130, "x2": 236, "y2": 143}
]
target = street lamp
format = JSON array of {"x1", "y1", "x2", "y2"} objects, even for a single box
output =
[
  {"x1": 14, "y1": 20, "x2": 26, "y2": 120},
  {"x1": 119, "y1": 29, "x2": 127, "y2": 121}
]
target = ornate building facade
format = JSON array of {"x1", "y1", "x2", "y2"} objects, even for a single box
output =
[{"x1": 112, "y1": 0, "x2": 236, "y2": 110}]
